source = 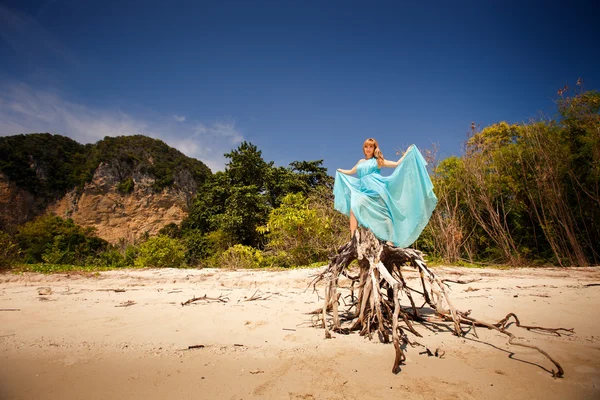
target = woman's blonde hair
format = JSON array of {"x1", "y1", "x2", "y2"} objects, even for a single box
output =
[{"x1": 363, "y1": 138, "x2": 384, "y2": 168}]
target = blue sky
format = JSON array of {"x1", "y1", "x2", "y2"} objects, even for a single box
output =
[{"x1": 1, "y1": 0, "x2": 598, "y2": 173}]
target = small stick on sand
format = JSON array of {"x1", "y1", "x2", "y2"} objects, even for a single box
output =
[{"x1": 181, "y1": 294, "x2": 229, "y2": 306}]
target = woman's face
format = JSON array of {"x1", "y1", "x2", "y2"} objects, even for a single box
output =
[{"x1": 364, "y1": 143, "x2": 375, "y2": 158}]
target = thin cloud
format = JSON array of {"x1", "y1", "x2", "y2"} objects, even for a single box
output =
[
  {"x1": 194, "y1": 121, "x2": 244, "y2": 144},
  {"x1": 173, "y1": 114, "x2": 186, "y2": 122},
  {"x1": 0, "y1": 81, "x2": 245, "y2": 171}
]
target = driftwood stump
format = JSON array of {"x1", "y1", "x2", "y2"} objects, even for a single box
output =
[{"x1": 312, "y1": 227, "x2": 572, "y2": 377}]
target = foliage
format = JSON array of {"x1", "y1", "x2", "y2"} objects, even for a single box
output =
[
  {"x1": 158, "y1": 222, "x2": 181, "y2": 238},
  {"x1": 423, "y1": 84, "x2": 600, "y2": 266},
  {"x1": 265, "y1": 166, "x2": 303, "y2": 209},
  {"x1": 215, "y1": 185, "x2": 269, "y2": 247},
  {"x1": 216, "y1": 244, "x2": 264, "y2": 269},
  {"x1": 0, "y1": 231, "x2": 20, "y2": 269},
  {"x1": 117, "y1": 177, "x2": 135, "y2": 194},
  {"x1": 133, "y1": 235, "x2": 186, "y2": 268},
  {"x1": 289, "y1": 160, "x2": 334, "y2": 190},
  {"x1": 0, "y1": 133, "x2": 88, "y2": 199},
  {"x1": 88, "y1": 244, "x2": 138, "y2": 268},
  {"x1": 180, "y1": 230, "x2": 210, "y2": 266},
  {"x1": 182, "y1": 171, "x2": 230, "y2": 234},
  {"x1": 257, "y1": 193, "x2": 315, "y2": 266},
  {"x1": 181, "y1": 142, "x2": 336, "y2": 256},
  {"x1": 225, "y1": 141, "x2": 272, "y2": 189},
  {"x1": 6, "y1": 214, "x2": 136, "y2": 270},
  {"x1": 418, "y1": 156, "x2": 472, "y2": 263},
  {"x1": 88, "y1": 135, "x2": 211, "y2": 192},
  {"x1": 265, "y1": 160, "x2": 333, "y2": 208},
  {"x1": 16, "y1": 214, "x2": 108, "y2": 265},
  {"x1": 258, "y1": 187, "x2": 347, "y2": 266},
  {"x1": 16, "y1": 263, "x2": 110, "y2": 274}
]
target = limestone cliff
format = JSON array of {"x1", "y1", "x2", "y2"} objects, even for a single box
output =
[
  {"x1": 0, "y1": 133, "x2": 211, "y2": 243},
  {"x1": 49, "y1": 161, "x2": 198, "y2": 243}
]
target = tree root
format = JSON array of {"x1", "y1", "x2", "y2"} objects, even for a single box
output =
[{"x1": 312, "y1": 227, "x2": 573, "y2": 378}]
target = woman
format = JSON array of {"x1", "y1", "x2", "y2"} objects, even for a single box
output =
[{"x1": 334, "y1": 138, "x2": 437, "y2": 247}]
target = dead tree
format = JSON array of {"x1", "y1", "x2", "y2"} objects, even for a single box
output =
[{"x1": 312, "y1": 227, "x2": 573, "y2": 377}]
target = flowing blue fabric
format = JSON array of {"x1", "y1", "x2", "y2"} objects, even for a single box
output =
[{"x1": 333, "y1": 145, "x2": 437, "y2": 247}]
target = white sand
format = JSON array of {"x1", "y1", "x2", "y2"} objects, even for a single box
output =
[{"x1": 1, "y1": 266, "x2": 599, "y2": 399}]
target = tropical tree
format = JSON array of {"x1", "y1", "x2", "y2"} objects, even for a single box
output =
[{"x1": 258, "y1": 187, "x2": 347, "y2": 266}]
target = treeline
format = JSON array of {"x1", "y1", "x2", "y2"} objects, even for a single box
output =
[
  {"x1": 164, "y1": 142, "x2": 348, "y2": 267},
  {"x1": 0, "y1": 142, "x2": 348, "y2": 270},
  {"x1": 420, "y1": 85, "x2": 599, "y2": 266},
  {"x1": 1, "y1": 86, "x2": 598, "y2": 270}
]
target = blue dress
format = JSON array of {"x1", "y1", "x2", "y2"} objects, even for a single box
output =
[{"x1": 333, "y1": 145, "x2": 437, "y2": 247}]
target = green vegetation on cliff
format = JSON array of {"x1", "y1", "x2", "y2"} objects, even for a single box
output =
[
  {"x1": 0, "y1": 133, "x2": 88, "y2": 198},
  {"x1": 0, "y1": 133, "x2": 212, "y2": 198},
  {"x1": 89, "y1": 135, "x2": 211, "y2": 191}
]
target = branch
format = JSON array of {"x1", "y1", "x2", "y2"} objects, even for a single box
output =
[{"x1": 181, "y1": 294, "x2": 229, "y2": 306}]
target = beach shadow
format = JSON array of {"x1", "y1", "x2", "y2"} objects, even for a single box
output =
[{"x1": 464, "y1": 336, "x2": 555, "y2": 375}]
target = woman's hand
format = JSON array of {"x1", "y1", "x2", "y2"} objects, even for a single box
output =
[
  {"x1": 382, "y1": 145, "x2": 414, "y2": 168},
  {"x1": 337, "y1": 162, "x2": 360, "y2": 175},
  {"x1": 397, "y1": 145, "x2": 415, "y2": 164}
]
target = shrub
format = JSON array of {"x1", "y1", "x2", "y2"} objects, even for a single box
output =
[
  {"x1": 258, "y1": 190, "x2": 347, "y2": 266},
  {"x1": 88, "y1": 246, "x2": 133, "y2": 268},
  {"x1": 217, "y1": 244, "x2": 263, "y2": 269},
  {"x1": 258, "y1": 251, "x2": 293, "y2": 268},
  {"x1": 0, "y1": 231, "x2": 20, "y2": 268},
  {"x1": 117, "y1": 177, "x2": 134, "y2": 194},
  {"x1": 181, "y1": 230, "x2": 209, "y2": 266},
  {"x1": 159, "y1": 222, "x2": 181, "y2": 238},
  {"x1": 134, "y1": 235, "x2": 185, "y2": 268},
  {"x1": 124, "y1": 244, "x2": 138, "y2": 266},
  {"x1": 17, "y1": 214, "x2": 108, "y2": 264}
]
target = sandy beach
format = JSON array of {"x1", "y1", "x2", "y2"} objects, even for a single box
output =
[{"x1": 1, "y1": 266, "x2": 599, "y2": 399}]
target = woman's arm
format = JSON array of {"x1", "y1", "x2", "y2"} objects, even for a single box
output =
[
  {"x1": 382, "y1": 144, "x2": 414, "y2": 168},
  {"x1": 337, "y1": 160, "x2": 363, "y2": 175}
]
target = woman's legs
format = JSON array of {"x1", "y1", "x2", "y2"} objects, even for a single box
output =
[{"x1": 350, "y1": 210, "x2": 358, "y2": 238}]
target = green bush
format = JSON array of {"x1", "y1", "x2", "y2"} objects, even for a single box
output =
[
  {"x1": 0, "y1": 133, "x2": 88, "y2": 199},
  {"x1": 258, "y1": 190, "x2": 347, "y2": 267},
  {"x1": 134, "y1": 235, "x2": 185, "y2": 268},
  {"x1": 258, "y1": 251, "x2": 293, "y2": 268},
  {"x1": 87, "y1": 245, "x2": 139, "y2": 268},
  {"x1": 0, "y1": 231, "x2": 20, "y2": 268},
  {"x1": 178, "y1": 228, "x2": 237, "y2": 267},
  {"x1": 124, "y1": 244, "x2": 139, "y2": 266},
  {"x1": 17, "y1": 214, "x2": 108, "y2": 264},
  {"x1": 216, "y1": 244, "x2": 263, "y2": 269},
  {"x1": 41, "y1": 235, "x2": 71, "y2": 264},
  {"x1": 117, "y1": 177, "x2": 134, "y2": 194},
  {"x1": 181, "y1": 230, "x2": 209, "y2": 266},
  {"x1": 159, "y1": 223, "x2": 181, "y2": 238}
]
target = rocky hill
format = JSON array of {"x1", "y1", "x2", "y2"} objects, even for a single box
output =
[{"x1": 0, "y1": 133, "x2": 211, "y2": 243}]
